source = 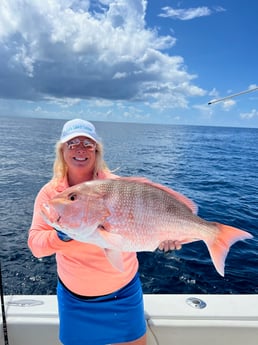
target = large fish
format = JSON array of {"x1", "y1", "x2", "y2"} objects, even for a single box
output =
[{"x1": 41, "y1": 177, "x2": 253, "y2": 276}]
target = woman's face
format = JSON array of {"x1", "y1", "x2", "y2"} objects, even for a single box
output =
[{"x1": 63, "y1": 136, "x2": 97, "y2": 174}]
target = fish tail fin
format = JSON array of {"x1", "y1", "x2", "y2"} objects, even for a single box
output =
[{"x1": 204, "y1": 223, "x2": 253, "y2": 277}]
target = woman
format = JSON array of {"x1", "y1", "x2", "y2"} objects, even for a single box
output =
[{"x1": 28, "y1": 118, "x2": 181, "y2": 345}]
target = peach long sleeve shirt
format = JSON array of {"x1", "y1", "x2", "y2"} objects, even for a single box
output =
[{"x1": 28, "y1": 173, "x2": 138, "y2": 296}]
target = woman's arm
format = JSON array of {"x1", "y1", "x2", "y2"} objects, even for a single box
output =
[{"x1": 28, "y1": 184, "x2": 72, "y2": 258}]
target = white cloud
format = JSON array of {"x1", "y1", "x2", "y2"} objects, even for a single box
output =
[
  {"x1": 159, "y1": 6, "x2": 211, "y2": 20},
  {"x1": 0, "y1": 0, "x2": 204, "y2": 110},
  {"x1": 46, "y1": 96, "x2": 82, "y2": 108},
  {"x1": 193, "y1": 103, "x2": 213, "y2": 120},
  {"x1": 159, "y1": 6, "x2": 225, "y2": 21},
  {"x1": 222, "y1": 99, "x2": 235, "y2": 110},
  {"x1": 248, "y1": 84, "x2": 258, "y2": 90},
  {"x1": 240, "y1": 109, "x2": 258, "y2": 119}
]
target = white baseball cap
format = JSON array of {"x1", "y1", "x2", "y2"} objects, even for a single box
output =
[{"x1": 60, "y1": 119, "x2": 101, "y2": 143}]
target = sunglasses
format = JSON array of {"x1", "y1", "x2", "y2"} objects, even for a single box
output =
[{"x1": 66, "y1": 138, "x2": 96, "y2": 151}]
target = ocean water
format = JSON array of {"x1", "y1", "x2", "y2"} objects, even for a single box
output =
[{"x1": 0, "y1": 116, "x2": 257, "y2": 295}]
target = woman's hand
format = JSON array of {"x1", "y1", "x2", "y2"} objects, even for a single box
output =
[{"x1": 158, "y1": 240, "x2": 182, "y2": 252}]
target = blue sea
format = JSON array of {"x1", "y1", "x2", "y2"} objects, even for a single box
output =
[{"x1": 0, "y1": 116, "x2": 257, "y2": 295}]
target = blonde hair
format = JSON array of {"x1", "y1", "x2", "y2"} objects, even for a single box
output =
[{"x1": 52, "y1": 141, "x2": 110, "y2": 181}]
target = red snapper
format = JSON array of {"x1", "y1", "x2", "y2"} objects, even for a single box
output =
[{"x1": 41, "y1": 177, "x2": 253, "y2": 276}]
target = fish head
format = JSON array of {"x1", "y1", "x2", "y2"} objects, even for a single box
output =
[{"x1": 41, "y1": 182, "x2": 110, "y2": 239}]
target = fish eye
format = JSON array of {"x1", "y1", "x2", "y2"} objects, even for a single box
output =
[{"x1": 68, "y1": 193, "x2": 77, "y2": 201}]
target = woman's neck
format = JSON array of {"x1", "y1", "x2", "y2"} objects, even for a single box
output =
[{"x1": 67, "y1": 170, "x2": 94, "y2": 186}]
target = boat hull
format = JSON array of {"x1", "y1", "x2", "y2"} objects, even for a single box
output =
[{"x1": 1, "y1": 294, "x2": 258, "y2": 345}]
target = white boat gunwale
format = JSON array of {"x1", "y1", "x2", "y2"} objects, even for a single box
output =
[{"x1": 1, "y1": 294, "x2": 258, "y2": 345}]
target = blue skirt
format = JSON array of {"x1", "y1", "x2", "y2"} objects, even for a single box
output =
[{"x1": 57, "y1": 273, "x2": 146, "y2": 345}]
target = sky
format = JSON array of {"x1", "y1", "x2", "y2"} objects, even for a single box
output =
[{"x1": 0, "y1": 0, "x2": 258, "y2": 127}]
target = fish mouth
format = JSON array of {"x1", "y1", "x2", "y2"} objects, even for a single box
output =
[{"x1": 41, "y1": 203, "x2": 61, "y2": 226}]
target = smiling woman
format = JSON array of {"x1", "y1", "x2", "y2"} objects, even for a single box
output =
[
  {"x1": 28, "y1": 118, "x2": 147, "y2": 345},
  {"x1": 27, "y1": 118, "x2": 179, "y2": 345}
]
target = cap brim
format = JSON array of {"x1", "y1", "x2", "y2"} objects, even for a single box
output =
[{"x1": 60, "y1": 132, "x2": 99, "y2": 143}]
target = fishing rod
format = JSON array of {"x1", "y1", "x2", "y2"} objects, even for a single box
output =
[
  {"x1": 0, "y1": 262, "x2": 9, "y2": 345},
  {"x1": 208, "y1": 86, "x2": 258, "y2": 105}
]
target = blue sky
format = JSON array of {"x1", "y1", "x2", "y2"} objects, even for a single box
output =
[{"x1": 0, "y1": 0, "x2": 257, "y2": 127}]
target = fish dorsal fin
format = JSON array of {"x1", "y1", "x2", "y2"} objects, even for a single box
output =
[{"x1": 118, "y1": 176, "x2": 198, "y2": 214}]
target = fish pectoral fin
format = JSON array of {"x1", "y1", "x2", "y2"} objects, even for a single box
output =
[
  {"x1": 97, "y1": 227, "x2": 123, "y2": 250},
  {"x1": 104, "y1": 249, "x2": 124, "y2": 272}
]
